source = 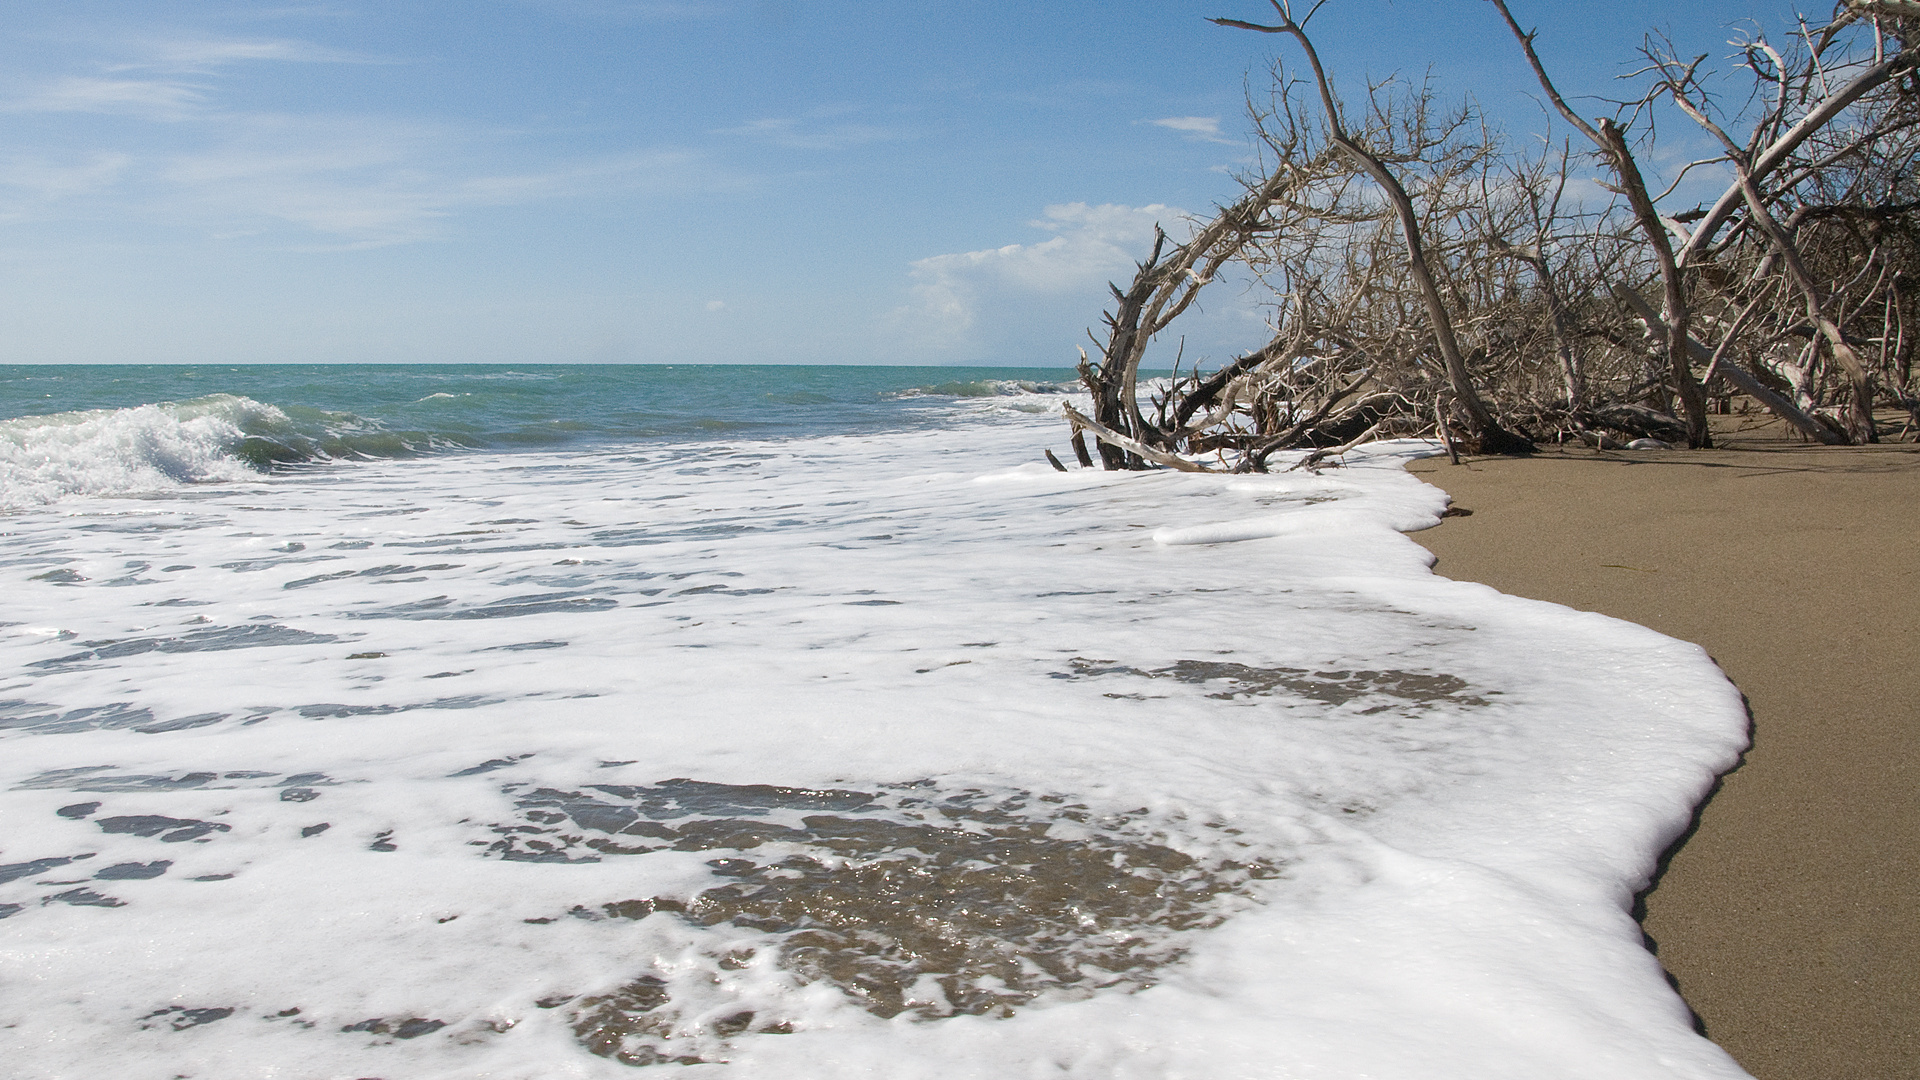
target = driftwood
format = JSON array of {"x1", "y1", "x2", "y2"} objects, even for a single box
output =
[
  {"x1": 1675, "y1": 40, "x2": 1920, "y2": 269},
  {"x1": 1060, "y1": 404, "x2": 1215, "y2": 472},
  {"x1": 1058, "y1": 1, "x2": 1917, "y2": 469},
  {"x1": 1492, "y1": 0, "x2": 1711, "y2": 446},
  {"x1": 1215, "y1": 4, "x2": 1529, "y2": 454},
  {"x1": 1287, "y1": 420, "x2": 1385, "y2": 472},
  {"x1": 1614, "y1": 286, "x2": 1848, "y2": 445}
]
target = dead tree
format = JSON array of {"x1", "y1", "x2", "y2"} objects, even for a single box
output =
[
  {"x1": 1057, "y1": 1, "x2": 1920, "y2": 468},
  {"x1": 1216, "y1": 1, "x2": 1531, "y2": 453},
  {"x1": 1491, "y1": 0, "x2": 1920, "y2": 444},
  {"x1": 1074, "y1": 159, "x2": 1326, "y2": 469},
  {"x1": 1489, "y1": 0, "x2": 1714, "y2": 447},
  {"x1": 1487, "y1": 142, "x2": 1587, "y2": 410}
]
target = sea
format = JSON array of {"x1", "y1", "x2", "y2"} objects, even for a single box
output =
[{"x1": 0, "y1": 365, "x2": 1753, "y2": 1079}]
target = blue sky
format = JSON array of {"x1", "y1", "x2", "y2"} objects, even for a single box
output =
[{"x1": 0, "y1": 0, "x2": 1806, "y2": 366}]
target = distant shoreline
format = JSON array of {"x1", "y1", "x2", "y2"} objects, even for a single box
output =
[{"x1": 1404, "y1": 415, "x2": 1920, "y2": 1080}]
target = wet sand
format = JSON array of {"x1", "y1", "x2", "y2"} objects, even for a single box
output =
[{"x1": 1404, "y1": 416, "x2": 1919, "y2": 1080}]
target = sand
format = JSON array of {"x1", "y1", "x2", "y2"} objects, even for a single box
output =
[{"x1": 1403, "y1": 415, "x2": 1920, "y2": 1080}]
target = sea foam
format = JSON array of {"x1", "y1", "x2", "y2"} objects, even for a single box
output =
[
  {"x1": 0, "y1": 395, "x2": 274, "y2": 509},
  {"x1": 0, "y1": 402, "x2": 1751, "y2": 1079}
]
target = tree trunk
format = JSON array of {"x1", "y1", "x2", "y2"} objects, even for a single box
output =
[{"x1": 1596, "y1": 120, "x2": 1713, "y2": 448}]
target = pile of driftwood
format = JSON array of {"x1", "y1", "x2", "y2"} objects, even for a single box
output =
[{"x1": 1061, "y1": 0, "x2": 1920, "y2": 472}]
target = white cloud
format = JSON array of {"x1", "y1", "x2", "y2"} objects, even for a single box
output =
[
  {"x1": 717, "y1": 112, "x2": 905, "y2": 151},
  {"x1": 0, "y1": 19, "x2": 753, "y2": 250},
  {"x1": 0, "y1": 95, "x2": 719, "y2": 246},
  {"x1": 2, "y1": 34, "x2": 378, "y2": 120},
  {"x1": 0, "y1": 38, "x2": 729, "y2": 248},
  {"x1": 120, "y1": 38, "x2": 381, "y2": 74},
  {"x1": 4, "y1": 77, "x2": 209, "y2": 121},
  {"x1": 0, "y1": 153, "x2": 133, "y2": 222},
  {"x1": 889, "y1": 202, "x2": 1181, "y2": 352},
  {"x1": 509, "y1": 0, "x2": 720, "y2": 21},
  {"x1": 153, "y1": 118, "x2": 714, "y2": 247},
  {"x1": 1149, "y1": 116, "x2": 1237, "y2": 145}
]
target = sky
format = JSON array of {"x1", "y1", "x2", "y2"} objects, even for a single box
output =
[{"x1": 0, "y1": 0, "x2": 1815, "y2": 366}]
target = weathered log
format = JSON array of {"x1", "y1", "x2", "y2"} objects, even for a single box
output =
[
  {"x1": 1586, "y1": 401, "x2": 1689, "y2": 442},
  {"x1": 1069, "y1": 428, "x2": 1095, "y2": 469},
  {"x1": 1287, "y1": 420, "x2": 1385, "y2": 473},
  {"x1": 1060, "y1": 404, "x2": 1215, "y2": 473},
  {"x1": 1434, "y1": 398, "x2": 1461, "y2": 464}
]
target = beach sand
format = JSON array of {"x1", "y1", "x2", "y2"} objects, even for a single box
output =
[{"x1": 1404, "y1": 415, "x2": 1919, "y2": 1080}]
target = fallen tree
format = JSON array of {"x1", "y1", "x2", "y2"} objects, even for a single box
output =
[{"x1": 1063, "y1": 0, "x2": 1920, "y2": 470}]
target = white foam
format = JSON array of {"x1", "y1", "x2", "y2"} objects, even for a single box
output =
[
  {"x1": 0, "y1": 412, "x2": 1751, "y2": 1078},
  {"x1": 0, "y1": 395, "x2": 277, "y2": 509}
]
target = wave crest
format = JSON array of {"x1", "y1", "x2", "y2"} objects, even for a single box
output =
[
  {"x1": 1, "y1": 395, "x2": 275, "y2": 509},
  {"x1": 0, "y1": 394, "x2": 475, "y2": 509},
  {"x1": 886, "y1": 379, "x2": 1076, "y2": 399}
]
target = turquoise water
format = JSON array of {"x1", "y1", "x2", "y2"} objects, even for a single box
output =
[{"x1": 0, "y1": 364, "x2": 1079, "y2": 462}]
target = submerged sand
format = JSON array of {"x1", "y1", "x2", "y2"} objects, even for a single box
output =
[{"x1": 1404, "y1": 415, "x2": 1919, "y2": 1080}]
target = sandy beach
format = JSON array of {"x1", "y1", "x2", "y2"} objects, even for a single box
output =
[{"x1": 1405, "y1": 416, "x2": 1920, "y2": 1080}]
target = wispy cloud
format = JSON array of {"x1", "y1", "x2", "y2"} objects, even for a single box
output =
[
  {"x1": 717, "y1": 111, "x2": 907, "y2": 151},
  {"x1": 3, "y1": 76, "x2": 209, "y2": 121},
  {"x1": 508, "y1": 0, "x2": 721, "y2": 21},
  {"x1": 0, "y1": 28, "x2": 732, "y2": 248},
  {"x1": 122, "y1": 38, "x2": 385, "y2": 74},
  {"x1": 151, "y1": 116, "x2": 717, "y2": 247},
  {"x1": 889, "y1": 202, "x2": 1181, "y2": 351},
  {"x1": 2, "y1": 33, "x2": 383, "y2": 121},
  {"x1": 1149, "y1": 116, "x2": 1237, "y2": 145},
  {"x1": 0, "y1": 152, "x2": 134, "y2": 223},
  {"x1": 0, "y1": 100, "x2": 725, "y2": 247}
]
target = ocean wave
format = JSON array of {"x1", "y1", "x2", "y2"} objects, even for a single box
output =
[
  {"x1": 0, "y1": 396, "x2": 268, "y2": 509},
  {"x1": 0, "y1": 395, "x2": 474, "y2": 509},
  {"x1": 886, "y1": 378, "x2": 1078, "y2": 399},
  {"x1": 236, "y1": 401, "x2": 480, "y2": 465}
]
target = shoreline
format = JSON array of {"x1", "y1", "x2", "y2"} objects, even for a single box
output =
[{"x1": 1402, "y1": 417, "x2": 1919, "y2": 1080}]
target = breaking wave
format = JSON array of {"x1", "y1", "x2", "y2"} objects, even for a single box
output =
[
  {"x1": 887, "y1": 379, "x2": 1077, "y2": 399},
  {"x1": 0, "y1": 395, "x2": 473, "y2": 509},
  {"x1": 0, "y1": 368, "x2": 1094, "y2": 509}
]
